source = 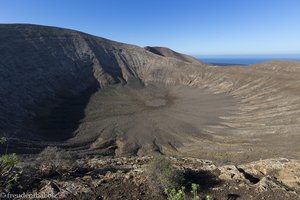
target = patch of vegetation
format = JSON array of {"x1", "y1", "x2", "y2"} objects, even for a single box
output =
[
  {"x1": 0, "y1": 137, "x2": 22, "y2": 191},
  {"x1": 146, "y1": 156, "x2": 216, "y2": 200},
  {"x1": 36, "y1": 146, "x2": 77, "y2": 177},
  {"x1": 205, "y1": 195, "x2": 214, "y2": 200},
  {"x1": 164, "y1": 186, "x2": 185, "y2": 200},
  {"x1": 146, "y1": 156, "x2": 184, "y2": 194},
  {"x1": 191, "y1": 183, "x2": 200, "y2": 200},
  {"x1": 164, "y1": 183, "x2": 203, "y2": 200}
]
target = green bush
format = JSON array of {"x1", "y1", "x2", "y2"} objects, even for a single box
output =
[
  {"x1": 165, "y1": 186, "x2": 185, "y2": 200},
  {"x1": 0, "y1": 137, "x2": 22, "y2": 190}
]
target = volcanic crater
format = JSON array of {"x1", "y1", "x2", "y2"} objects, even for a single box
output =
[{"x1": 0, "y1": 24, "x2": 299, "y2": 162}]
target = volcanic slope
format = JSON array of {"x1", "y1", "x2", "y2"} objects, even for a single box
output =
[
  {"x1": 0, "y1": 24, "x2": 299, "y2": 162},
  {"x1": 144, "y1": 46, "x2": 204, "y2": 64}
]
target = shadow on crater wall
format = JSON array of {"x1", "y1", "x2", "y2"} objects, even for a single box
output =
[{"x1": 33, "y1": 85, "x2": 100, "y2": 141}]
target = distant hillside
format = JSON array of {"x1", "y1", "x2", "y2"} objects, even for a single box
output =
[{"x1": 144, "y1": 46, "x2": 203, "y2": 64}]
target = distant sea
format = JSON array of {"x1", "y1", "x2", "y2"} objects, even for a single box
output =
[{"x1": 198, "y1": 56, "x2": 300, "y2": 66}]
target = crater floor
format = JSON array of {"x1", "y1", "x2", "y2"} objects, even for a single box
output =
[
  {"x1": 53, "y1": 83, "x2": 236, "y2": 155},
  {"x1": 26, "y1": 80, "x2": 300, "y2": 162}
]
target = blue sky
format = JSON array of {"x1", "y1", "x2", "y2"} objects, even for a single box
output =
[{"x1": 0, "y1": 0, "x2": 299, "y2": 56}]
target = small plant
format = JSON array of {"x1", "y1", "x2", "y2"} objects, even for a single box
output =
[
  {"x1": 0, "y1": 137, "x2": 7, "y2": 144},
  {"x1": 0, "y1": 137, "x2": 22, "y2": 190},
  {"x1": 164, "y1": 186, "x2": 185, "y2": 200},
  {"x1": 191, "y1": 183, "x2": 200, "y2": 200},
  {"x1": 205, "y1": 194, "x2": 213, "y2": 200}
]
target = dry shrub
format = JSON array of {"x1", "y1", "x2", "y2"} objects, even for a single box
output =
[
  {"x1": 36, "y1": 146, "x2": 76, "y2": 177},
  {"x1": 146, "y1": 156, "x2": 184, "y2": 194}
]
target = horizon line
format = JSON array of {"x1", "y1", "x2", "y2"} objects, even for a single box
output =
[{"x1": 193, "y1": 54, "x2": 300, "y2": 58}]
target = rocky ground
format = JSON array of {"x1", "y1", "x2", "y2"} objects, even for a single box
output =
[{"x1": 12, "y1": 156, "x2": 300, "y2": 200}]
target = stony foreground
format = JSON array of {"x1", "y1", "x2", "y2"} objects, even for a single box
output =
[{"x1": 16, "y1": 156, "x2": 300, "y2": 200}]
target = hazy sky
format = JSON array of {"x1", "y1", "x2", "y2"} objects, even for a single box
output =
[{"x1": 1, "y1": 0, "x2": 299, "y2": 55}]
